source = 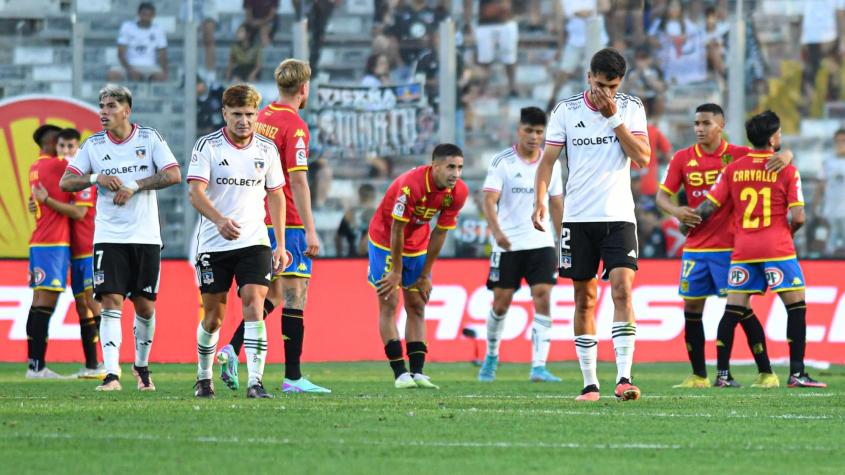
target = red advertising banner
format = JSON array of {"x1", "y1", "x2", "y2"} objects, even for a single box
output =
[{"x1": 1, "y1": 259, "x2": 844, "y2": 364}]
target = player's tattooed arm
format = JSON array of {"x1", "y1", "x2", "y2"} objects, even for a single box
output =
[
  {"x1": 679, "y1": 199, "x2": 718, "y2": 235},
  {"x1": 60, "y1": 170, "x2": 117, "y2": 192},
  {"x1": 137, "y1": 166, "x2": 181, "y2": 191}
]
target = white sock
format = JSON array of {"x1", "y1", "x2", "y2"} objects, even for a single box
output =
[
  {"x1": 485, "y1": 309, "x2": 506, "y2": 357},
  {"x1": 196, "y1": 322, "x2": 219, "y2": 381},
  {"x1": 531, "y1": 313, "x2": 552, "y2": 367},
  {"x1": 612, "y1": 322, "x2": 637, "y2": 382},
  {"x1": 100, "y1": 309, "x2": 122, "y2": 377},
  {"x1": 133, "y1": 312, "x2": 155, "y2": 368},
  {"x1": 574, "y1": 334, "x2": 598, "y2": 388},
  {"x1": 243, "y1": 321, "x2": 267, "y2": 387}
]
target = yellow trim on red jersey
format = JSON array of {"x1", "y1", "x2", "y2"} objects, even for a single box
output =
[
  {"x1": 268, "y1": 104, "x2": 296, "y2": 113},
  {"x1": 75, "y1": 202, "x2": 94, "y2": 208},
  {"x1": 788, "y1": 202, "x2": 805, "y2": 208},
  {"x1": 658, "y1": 184, "x2": 676, "y2": 196},
  {"x1": 435, "y1": 224, "x2": 456, "y2": 230},
  {"x1": 730, "y1": 255, "x2": 797, "y2": 264},
  {"x1": 30, "y1": 242, "x2": 70, "y2": 247},
  {"x1": 705, "y1": 194, "x2": 721, "y2": 207},
  {"x1": 683, "y1": 247, "x2": 733, "y2": 253},
  {"x1": 392, "y1": 214, "x2": 410, "y2": 222},
  {"x1": 746, "y1": 151, "x2": 774, "y2": 158},
  {"x1": 424, "y1": 168, "x2": 432, "y2": 193},
  {"x1": 368, "y1": 237, "x2": 428, "y2": 257},
  {"x1": 288, "y1": 166, "x2": 309, "y2": 173},
  {"x1": 71, "y1": 253, "x2": 93, "y2": 260}
]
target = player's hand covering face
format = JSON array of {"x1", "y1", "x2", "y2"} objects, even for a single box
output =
[{"x1": 588, "y1": 72, "x2": 622, "y2": 119}]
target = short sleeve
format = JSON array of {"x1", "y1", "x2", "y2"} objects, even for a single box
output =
[
  {"x1": 481, "y1": 156, "x2": 505, "y2": 193},
  {"x1": 390, "y1": 180, "x2": 418, "y2": 223},
  {"x1": 72, "y1": 187, "x2": 96, "y2": 207},
  {"x1": 788, "y1": 169, "x2": 805, "y2": 207},
  {"x1": 155, "y1": 27, "x2": 168, "y2": 49},
  {"x1": 549, "y1": 160, "x2": 564, "y2": 197},
  {"x1": 706, "y1": 169, "x2": 730, "y2": 207},
  {"x1": 284, "y1": 123, "x2": 309, "y2": 173},
  {"x1": 186, "y1": 138, "x2": 211, "y2": 184},
  {"x1": 626, "y1": 98, "x2": 648, "y2": 138},
  {"x1": 151, "y1": 132, "x2": 179, "y2": 172},
  {"x1": 545, "y1": 104, "x2": 566, "y2": 146},
  {"x1": 436, "y1": 183, "x2": 468, "y2": 230},
  {"x1": 660, "y1": 151, "x2": 685, "y2": 195},
  {"x1": 116, "y1": 22, "x2": 131, "y2": 45},
  {"x1": 67, "y1": 142, "x2": 92, "y2": 176},
  {"x1": 265, "y1": 147, "x2": 285, "y2": 191}
]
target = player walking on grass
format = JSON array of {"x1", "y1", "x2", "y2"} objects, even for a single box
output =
[
  {"x1": 533, "y1": 48, "x2": 651, "y2": 402},
  {"x1": 479, "y1": 107, "x2": 564, "y2": 383},
  {"x1": 61, "y1": 85, "x2": 181, "y2": 392},
  {"x1": 683, "y1": 111, "x2": 826, "y2": 388},
  {"x1": 188, "y1": 84, "x2": 287, "y2": 399},
  {"x1": 657, "y1": 104, "x2": 792, "y2": 389},
  {"x1": 370, "y1": 144, "x2": 468, "y2": 389},
  {"x1": 215, "y1": 59, "x2": 330, "y2": 394}
]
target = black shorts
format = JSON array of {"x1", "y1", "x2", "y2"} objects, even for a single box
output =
[
  {"x1": 486, "y1": 247, "x2": 558, "y2": 290},
  {"x1": 195, "y1": 245, "x2": 272, "y2": 294},
  {"x1": 559, "y1": 222, "x2": 638, "y2": 281},
  {"x1": 93, "y1": 243, "x2": 161, "y2": 301}
]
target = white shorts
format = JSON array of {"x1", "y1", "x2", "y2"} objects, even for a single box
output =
[{"x1": 475, "y1": 21, "x2": 518, "y2": 65}]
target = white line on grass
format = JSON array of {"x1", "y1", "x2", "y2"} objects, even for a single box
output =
[{"x1": 454, "y1": 407, "x2": 840, "y2": 420}]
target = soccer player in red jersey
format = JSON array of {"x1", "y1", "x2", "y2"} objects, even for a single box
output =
[
  {"x1": 25, "y1": 125, "x2": 72, "y2": 378},
  {"x1": 685, "y1": 110, "x2": 826, "y2": 388},
  {"x1": 369, "y1": 144, "x2": 468, "y2": 388},
  {"x1": 217, "y1": 59, "x2": 329, "y2": 393},
  {"x1": 657, "y1": 104, "x2": 792, "y2": 388}
]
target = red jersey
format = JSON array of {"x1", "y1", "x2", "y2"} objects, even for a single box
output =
[
  {"x1": 706, "y1": 150, "x2": 804, "y2": 262},
  {"x1": 641, "y1": 124, "x2": 672, "y2": 196},
  {"x1": 660, "y1": 141, "x2": 751, "y2": 251},
  {"x1": 369, "y1": 165, "x2": 469, "y2": 254},
  {"x1": 70, "y1": 186, "x2": 96, "y2": 258},
  {"x1": 29, "y1": 155, "x2": 72, "y2": 246},
  {"x1": 257, "y1": 102, "x2": 309, "y2": 227}
]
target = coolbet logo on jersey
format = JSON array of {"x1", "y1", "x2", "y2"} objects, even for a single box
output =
[{"x1": 0, "y1": 96, "x2": 101, "y2": 258}]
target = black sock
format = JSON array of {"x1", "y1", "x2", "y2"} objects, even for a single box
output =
[
  {"x1": 263, "y1": 299, "x2": 275, "y2": 318},
  {"x1": 384, "y1": 339, "x2": 407, "y2": 378},
  {"x1": 26, "y1": 306, "x2": 53, "y2": 371},
  {"x1": 80, "y1": 315, "x2": 100, "y2": 369},
  {"x1": 785, "y1": 301, "x2": 807, "y2": 375},
  {"x1": 684, "y1": 312, "x2": 706, "y2": 378},
  {"x1": 739, "y1": 308, "x2": 772, "y2": 374},
  {"x1": 407, "y1": 341, "x2": 427, "y2": 375},
  {"x1": 230, "y1": 301, "x2": 273, "y2": 356},
  {"x1": 282, "y1": 308, "x2": 304, "y2": 380},
  {"x1": 716, "y1": 305, "x2": 744, "y2": 376}
]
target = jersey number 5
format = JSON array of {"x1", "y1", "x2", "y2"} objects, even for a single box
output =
[{"x1": 740, "y1": 187, "x2": 771, "y2": 229}]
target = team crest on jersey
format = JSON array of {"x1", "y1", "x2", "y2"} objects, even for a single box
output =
[
  {"x1": 254, "y1": 157, "x2": 265, "y2": 171},
  {"x1": 729, "y1": 266, "x2": 749, "y2": 286},
  {"x1": 764, "y1": 267, "x2": 784, "y2": 287},
  {"x1": 721, "y1": 154, "x2": 733, "y2": 166},
  {"x1": 135, "y1": 147, "x2": 146, "y2": 159},
  {"x1": 294, "y1": 129, "x2": 306, "y2": 138},
  {"x1": 442, "y1": 194, "x2": 453, "y2": 207}
]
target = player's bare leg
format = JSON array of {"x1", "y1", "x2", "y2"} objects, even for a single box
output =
[
  {"x1": 130, "y1": 296, "x2": 156, "y2": 392},
  {"x1": 280, "y1": 276, "x2": 329, "y2": 393},
  {"x1": 573, "y1": 279, "x2": 600, "y2": 401},
  {"x1": 25, "y1": 289, "x2": 65, "y2": 379},
  {"x1": 96, "y1": 293, "x2": 125, "y2": 391},
  {"x1": 479, "y1": 288, "x2": 514, "y2": 382},
  {"x1": 378, "y1": 290, "x2": 414, "y2": 388},
  {"x1": 404, "y1": 288, "x2": 437, "y2": 389},
  {"x1": 779, "y1": 289, "x2": 826, "y2": 388},
  {"x1": 609, "y1": 267, "x2": 640, "y2": 400},
  {"x1": 529, "y1": 283, "x2": 559, "y2": 382}
]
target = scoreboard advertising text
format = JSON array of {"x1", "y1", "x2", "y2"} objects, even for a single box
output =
[{"x1": 0, "y1": 259, "x2": 844, "y2": 364}]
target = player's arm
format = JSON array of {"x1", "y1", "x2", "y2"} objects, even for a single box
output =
[
  {"x1": 532, "y1": 143, "x2": 564, "y2": 231},
  {"x1": 62, "y1": 146, "x2": 122, "y2": 192},
  {"x1": 30, "y1": 184, "x2": 87, "y2": 220},
  {"x1": 187, "y1": 180, "x2": 241, "y2": 241},
  {"x1": 157, "y1": 47, "x2": 168, "y2": 80},
  {"x1": 376, "y1": 218, "x2": 407, "y2": 300},
  {"x1": 656, "y1": 188, "x2": 702, "y2": 227},
  {"x1": 267, "y1": 187, "x2": 288, "y2": 273},
  {"x1": 482, "y1": 190, "x2": 511, "y2": 251},
  {"x1": 680, "y1": 198, "x2": 719, "y2": 235},
  {"x1": 289, "y1": 170, "x2": 320, "y2": 257},
  {"x1": 592, "y1": 87, "x2": 651, "y2": 167},
  {"x1": 549, "y1": 194, "x2": 564, "y2": 242},
  {"x1": 114, "y1": 165, "x2": 181, "y2": 206},
  {"x1": 765, "y1": 149, "x2": 793, "y2": 172},
  {"x1": 789, "y1": 205, "x2": 806, "y2": 236},
  {"x1": 412, "y1": 226, "x2": 449, "y2": 303}
]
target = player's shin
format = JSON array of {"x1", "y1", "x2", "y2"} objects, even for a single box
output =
[
  {"x1": 486, "y1": 309, "x2": 506, "y2": 357},
  {"x1": 683, "y1": 312, "x2": 706, "y2": 378},
  {"x1": 739, "y1": 308, "x2": 772, "y2": 374},
  {"x1": 79, "y1": 316, "x2": 100, "y2": 369},
  {"x1": 243, "y1": 320, "x2": 268, "y2": 387},
  {"x1": 197, "y1": 321, "x2": 219, "y2": 380},
  {"x1": 716, "y1": 305, "x2": 744, "y2": 380},
  {"x1": 407, "y1": 341, "x2": 427, "y2": 375},
  {"x1": 531, "y1": 313, "x2": 552, "y2": 366},
  {"x1": 574, "y1": 335, "x2": 599, "y2": 388},
  {"x1": 26, "y1": 306, "x2": 53, "y2": 371},
  {"x1": 785, "y1": 301, "x2": 807, "y2": 375},
  {"x1": 384, "y1": 339, "x2": 408, "y2": 378},
  {"x1": 282, "y1": 308, "x2": 304, "y2": 380},
  {"x1": 100, "y1": 309, "x2": 122, "y2": 376},
  {"x1": 612, "y1": 322, "x2": 637, "y2": 382},
  {"x1": 133, "y1": 312, "x2": 155, "y2": 368}
]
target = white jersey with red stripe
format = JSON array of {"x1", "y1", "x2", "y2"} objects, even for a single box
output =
[
  {"x1": 482, "y1": 145, "x2": 563, "y2": 252},
  {"x1": 67, "y1": 124, "x2": 179, "y2": 245},
  {"x1": 186, "y1": 129, "x2": 285, "y2": 254},
  {"x1": 545, "y1": 91, "x2": 648, "y2": 224}
]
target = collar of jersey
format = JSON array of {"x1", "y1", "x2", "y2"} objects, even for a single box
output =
[
  {"x1": 268, "y1": 102, "x2": 297, "y2": 113},
  {"x1": 424, "y1": 166, "x2": 452, "y2": 193},
  {"x1": 747, "y1": 150, "x2": 774, "y2": 158},
  {"x1": 582, "y1": 90, "x2": 598, "y2": 112},
  {"x1": 513, "y1": 144, "x2": 542, "y2": 164},
  {"x1": 107, "y1": 124, "x2": 137, "y2": 145},
  {"x1": 37, "y1": 154, "x2": 61, "y2": 161},
  {"x1": 694, "y1": 140, "x2": 728, "y2": 158},
  {"x1": 221, "y1": 127, "x2": 253, "y2": 150}
]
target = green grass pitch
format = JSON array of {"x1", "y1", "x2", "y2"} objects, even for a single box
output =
[{"x1": 1, "y1": 362, "x2": 843, "y2": 474}]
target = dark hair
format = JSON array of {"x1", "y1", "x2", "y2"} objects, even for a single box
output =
[
  {"x1": 658, "y1": 0, "x2": 686, "y2": 35},
  {"x1": 520, "y1": 107, "x2": 546, "y2": 127},
  {"x1": 745, "y1": 110, "x2": 781, "y2": 148},
  {"x1": 32, "y1": 124, "x2": 61, "y2": 147},
  {"x1": 138, "y1": 2, "x2": 155, "y2": 13},
  {"x1": 695, "y1": 103, "x2": 724, "y2": 117},
  {"x1": 835, "y1": 128, "x2": 845, "y2": 139},
  {"x1": 358, "y1": 183, "x2": 376, "y2": 199},
  {"x1": 432, "y1": 143, "x2": 463, "y2": 161},
  {"x1": 365, "y1": 53, "x2": 387, "y2": 77},
  {"x1": 58, "y1": 128, "x2": 81, "y2": 142},
  {"x1": 590, "y1": 48, "x2": 627, "y2": 80}
]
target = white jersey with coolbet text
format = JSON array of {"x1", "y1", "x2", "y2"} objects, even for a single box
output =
[
  {"x1": 483, "y1": 146, "x2": 563, "y2": 252},
  {"x1": 187, "y1": 129, "x2": 284, "y2": 254},
  {"x1": 67, "y1": 124, "x2": 179, "y2": 245},
  {"x1": 545, "y1": 91, "x2": 648, "y2": 223}
]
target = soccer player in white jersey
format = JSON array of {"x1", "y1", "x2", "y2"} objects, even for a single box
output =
[
  {"x1": 187, "y1": 84, "x2": 287, "y2": 399},
  {"x1": 60, "y1": 85, "x2": 181, "y2": 392},
  {"x1": 533, "y1": 48, "x2": 651, "y2": 402},
  {"x1": 479, "y1": 107, "x2": 564, "y2": 383}
]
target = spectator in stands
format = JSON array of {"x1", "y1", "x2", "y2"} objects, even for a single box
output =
[
  {"x1": 625, "y1": 44, "x2": 666, "y2": 116},
  {"x1": 636, "y1": 207, "x2": 667, "y2": 258},
  {"x1": 703, "y1": 5, "x2": 728, "y2": 81},
  {"x1": 389, "y1": 0, "x2": 449, "y2": 69},
  {"x1": 814, "y1": 128, "x2": 845, "y2": 256},
  {"x1": 181, "y1": 0, "x2": 218, "y2": 81},
  {"x1": 226, "y1": 25, "x2": 262, "y2": 83},
  {"x1": 799, "y1": 0, "x2": 845, "y2": 97},
  {"x1": 648, "y1": 0, "x2": 707, "y2": 86},
  {"x1": 294, "y1": 0, "x2": 342, "y2": 77},
  {"x1": 415, "y1": 30, "x2": 470, "y2": 109},
  {"x1": 548, "y1": 0, "x2": 610, "y2": 111},
  {"x1": 361, "y1": 53, "x2": 393, "y2": 87},
  {"x1": 335, "y1": 183, "x2": 377, "y2": 257},
  {"x1": 309, "y1": 157, "x2": 333, "y2": 210},
  {"x1": 464, "y1": 0, "x2": 518, "y2": 97},
  {"x1": 196, "y1": 76, "x2": 224, "y2": 136},
  {"x1": 244, "y1": 0, "x2": 279, "y2": 47},
  {"x1": 107, "y1": 2, "x2": 168, "y2": 82},
  {"x1": 607, "y1": 0, "x2": 645, "y2": 44}
]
